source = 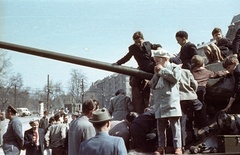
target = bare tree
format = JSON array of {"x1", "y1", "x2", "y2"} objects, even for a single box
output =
[
  {"x1": 0, "y1": 73, "x2": 23, "y2": 109},
  {"x1": 68, "y1": 69, "x2": 87, "y2": 103},
  {"x1": 0, "y1": 51, "x2": 12, "y2": 78}
]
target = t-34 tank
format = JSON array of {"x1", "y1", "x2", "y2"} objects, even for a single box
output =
[
  {"x1": 1, "y1": 41, "x2": 239, "y2": 154},
  {"x1": 0, "y1": 41, "x2": 235, "y2": 113}
]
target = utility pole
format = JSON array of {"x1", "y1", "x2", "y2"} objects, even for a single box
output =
[{"x1": 46, "y1": 74, "x2": 50, "y2": 110}]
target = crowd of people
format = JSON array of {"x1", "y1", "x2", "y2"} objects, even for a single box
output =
[{"x1": 1, "y1": 28, "x2": 240, "y2": 155}]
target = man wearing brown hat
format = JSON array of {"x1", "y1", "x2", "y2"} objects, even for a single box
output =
[
  {"x1": 2, "y1": 105, "x2": 24, "y2": 155},
  {"x1": 79, "y1": 108, "x2": 127, "y2": 155}
]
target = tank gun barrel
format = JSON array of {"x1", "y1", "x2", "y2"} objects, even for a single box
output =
[{"x1": 0, "y1": 41, "x2": 153, "y2": 80}]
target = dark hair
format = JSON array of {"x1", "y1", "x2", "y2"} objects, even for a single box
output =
[
  {"x1": 126, "y1": 112, "x2": 139, "y2": 123},
  {"x1": 212, "y1": 27, "x2": 222, "y2": 36},
  {"x1": 170, "y1": 57, "x2": 182, "y2": 65},
  {"x1": 44, "y1": 110, "x2": 49, "y2": 115},
  {"x1": 54, "y1": 112, "x2": 63, "y2": 121},
  {"x1": 175, "y1": 31, "x2": 188, "y2": 39},
  {"x1": 49, "y1": 116, "x2": 55, "y2": 124},
  {"x1": 93, "y1": 99, "x2": 100, "y2": 110},
  {"x1": 82, "y1": 99, "x2": 95, "y2": 114},
  {"x1": 115, "y1": 89, "x2": 125, "y2": 96},
  {"x1": 132, "y1": 31, "x2": 144, "y2": 40},
  {"x1": 92, "y1": 121, "x2": 108, "y2": 129},
  {"x1": 222, "y1": 55, "x2": 239, "y2": 69}
]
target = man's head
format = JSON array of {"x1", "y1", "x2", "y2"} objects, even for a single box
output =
[
  {"x1": 222, "y1": 55, "x2": 239, "y2": 73},
  {"x1": 63, "y1": 114, "x2": 68, "y2": 123},
  {"x1": 153, "y1": 48, "x2": 171, "y2": 66},
  {"x1": 176, "y1": 31, "x2": 188, "y2": 46},
  {"x1": 44, "y1": 110, "x2": 49, "y2": 117},
  {"x1": 126, "y1": 112, "x2": 139, "y2": 125},
  {"x1": 72, "y1": 111, "x2": 79, "y2": 120},
  {"x1": 82, "y1": 99, "x2": 96, "y2": 117},
  {"x1": 54, "y1": 112, "x2": 64, "y2": 123},
  {"x1": 5, "y1": 105, "x2": 17, "y2": 119},
  {"x1": 0, "y1": 112, "x2": 5, "y2": 121},
  {"x1": 212, "y1": 27, "x2": 223, "y2": 42},
  {"x1": 115, "y1": 89, "x2": 125, "y2": 96},
  {"x1": 133, "y1": 31, "x2": 144, "y2": 47}
]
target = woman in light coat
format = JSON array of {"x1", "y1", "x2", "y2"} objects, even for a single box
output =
[{"x1": 149, "y1": 48, "x2": 182, "y2": 155}]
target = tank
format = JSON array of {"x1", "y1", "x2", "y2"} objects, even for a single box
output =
[
  {"x1": 0, "y1": 41, "x2": 239, "y2": 154},
  {"x1": 0, "y1": 41, "x2": 234, "y2": 107}
]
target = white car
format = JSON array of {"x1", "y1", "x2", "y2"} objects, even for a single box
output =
[{"x1": 17, "y1": 108, "x2": 31, "y2": 117}]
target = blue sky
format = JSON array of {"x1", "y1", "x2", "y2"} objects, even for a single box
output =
[{"x1": 1, "y1": 0, "x2": 240, "y2": 91}]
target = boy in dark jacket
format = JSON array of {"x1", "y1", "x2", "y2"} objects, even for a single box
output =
[
  {"x1": 212, "y1": 28, "x2": 232, "y2": 58},
  {"x1": 222, "y1": 55, "x2": 240, "y2": 113}
]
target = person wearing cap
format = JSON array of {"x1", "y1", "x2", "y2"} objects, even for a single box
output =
[
  {"x1": 23, "y1": 119, "x2": 45, "y2": 155},
  {"x1": 2, "y1": 105, "x2": 24, "y2": 155},
  {"x1": 175, "y1": 30, "x2": 198, "y2": 70},
  {"x1": 79, "y1": 108, "x2": 127, "y2": 155},
  {"x1": 149, "y1": 49, "x2": 182, "y2": 155},
  {"x1": 108, "y1": 89, "x2": 133, "y2": 121},
  {"x1": 68, "y1": 99, "x2": 96, "y2": 155}
]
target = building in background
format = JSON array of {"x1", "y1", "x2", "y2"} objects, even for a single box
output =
[
  {"x1": 226, "y1": 14, "x2": 240, "y2": 41},
  {"x1": 197, "y1": 14, "x2": 240, "y2": 60},
  {"x1": 84, "y1": 73, "x2": 131, "y2": 108}
]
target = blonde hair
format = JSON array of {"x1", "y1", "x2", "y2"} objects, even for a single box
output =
[{"x1": 191, "y1": 55, "x2": 204, "y2": 68}]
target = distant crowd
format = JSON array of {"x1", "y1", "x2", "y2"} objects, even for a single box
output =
[{"x1": 0, "y1": 27, "x2": 240, "y2": 155}]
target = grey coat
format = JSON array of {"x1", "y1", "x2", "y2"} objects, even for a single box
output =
[
  {"x1": 2, "y1": 116, "x2": 24, "y2": 155},
  {"x1": 179, "y1": 69, "x2": 198, "y2": 101},
  {"x1": 149, "y1": 63, "x2": 182, "y2": 119},
  {"x1": 68, "y1": 115, "x2": 96, "y2": 155},
  {"x1": 108, "y1": 94, "x2": 133, "y2": 120},
  {"x1": 79, "y1": 132, "x2": 127, "y2": 155}
]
